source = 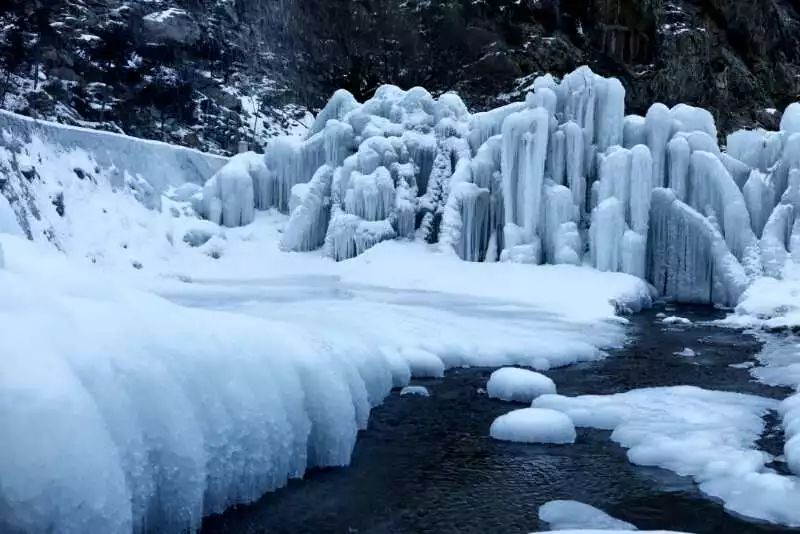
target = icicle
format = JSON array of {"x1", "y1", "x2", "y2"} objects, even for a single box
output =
[
  {"x1": 323, "y1": 120, "x2": 354, "y2": 168},
  {"x1": 648, "y1": 188, "x2": 748, "y2": 306},
  {"x1": 440, "y1": 182, "x2": 491, "y2": 261},
  {"x1": 392, "y1": 164, "x2": 417, "y2": 239},
  {"x1": 760, "y1": 203, "x2": 794, "y2": 278},
  {"x1": 666, "y1": 136, "x2": 690, "y2": 201},
  {"x1": 501, "y1": 108, "x2": 550, "y2": 245},
  {"x1": 344, "y1": 166, "x2": 395, "y2": 221},
  {"x1": 549, "y1": 130, "x2": 566, "y2": 185},
  {"x1": 403, "y1": 131, "x2": 436, "y2": 195},
  {"x1": 562, "y1": 121, "x2": 585, "y2": 218},
  {"x1": 781, "y1": 168, "x2": 800, "y2": 212},
  {"x1": 674, "y1": 130, "x2": 720, "y2": 157},
  {"x1": 201, "y1": 153, "x2": 257, "y2": 228},
  {"x1": 621, "y1": 230, "x2": 647, "y2": 279},
  {"x1": 281, "y1": 166, "x2": 333, "y2": 252},
  {"x1": 590, "y1": 197, "x2": 625, "y2": 272},
  {"x1": 646, "y1": 103, "x2": 674, "y2": 188},
  {"x1": 688, "y1": 151, "x2": 761, "y2": 277},
  {"x1": 743, "y1": 170, "x2": 773, "y2": 238},
  {"x1": 560, "y1": 66, "x2": 597, "y2": 143},
  {"x1": 468, "y1": 102, "x2": 527, "y2": 154},
  {"x1": 596, "y1": 147, "x2": 631, "y2": 215},
  {"x1": 623, "y1": 115, "x2": 646, "y2": 148},
  {"x1": 727, "y1": 129, "x2": 768, "y2": 170},
  {"x1": 594, "y1": 78, "x2": 625, "y2": 152},
  {"x1": 543, "y1": 184, "x2": 578, "y2": 263},
  {"x1": 629, "y1": 144, "x2": 654, "y2": 235}
]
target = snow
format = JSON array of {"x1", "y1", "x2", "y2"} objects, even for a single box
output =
[
  {"x1": 534, "y1": 387, "x2": 800, "y2": 527},
  {"x1": 535, "y1": 531, "x2": 688, "y2": 534},
  {"x1": 401, "y1": 348, "x2": 445, "y2": 378},
  {"x1": 8, "y1": 61, "x2": 800, "y2": 529},
  {"x1": 400, "y1": 386, "x2": 430, "y2": 397},
  {"x1": 662, "y1": 316, "x2": 692, "y2": 325},
  {"x1": 538, "y1": 500, "x2": 636, "y2": 531},
  {"x1": 487, "y1": 367, "x2": 556, "y2": 403},
  {"x1": 489, "y1": 408, "x2": 576, "y2": 444},
  {"x1": 0, "y1": 103, "x2": 663, "y2": 533}
]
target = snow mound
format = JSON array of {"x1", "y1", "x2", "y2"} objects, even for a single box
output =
[
  {"x1": 538, "y1": 500, "x2": 636, "y2": 531},
  {"x1": 401, "y1": 348, "x2": 445, "y2": 378},
  {"x1": 534, "y1": 386, "x2": 800, "y2": 527},
  {"x1": 400, "y1": 386, "x2": 430, "y2": 397},
  {"x1": 780, "y1": 394, "x2": 800, "y2": 476},
  {"x1": 662, "y1": 316, "x2": 691, "y2": 325},
  {"x1": 489, "y1": 408, "x2": 576, "y2": 444},
  {"x1": 487, "y1": 367, "x2": 556, "y2": 403}
]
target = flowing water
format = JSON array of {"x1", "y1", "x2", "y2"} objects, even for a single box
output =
[{"x1": 203, "y1": 305, "x2": 798, "y2": 534}]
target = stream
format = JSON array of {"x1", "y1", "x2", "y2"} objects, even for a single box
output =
[{"x1": 202, "y1": 305, "x2": 798, "y2": 534}]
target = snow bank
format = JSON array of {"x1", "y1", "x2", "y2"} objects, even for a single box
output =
[
  {"x1": 780, "y1": 394, "x2": 800, "y2": 476},
  {"x1": 0, "y1": 110, "x2": 225, "y2": 194},
  {"x1": 727, "y1": 275, "x2": 800, "y2": 329},
  {"x1": 534, "y1": 387, "x2": 800, "y2": 527},
  {"x1": 538, "y1": 500, "x2": 636, "y2": 531},
  {"x1": 0, "y1": 237, "x2": 390, "y2": 533},
  {"x1": 489, "y1": 408, "x2": 576, "y2": 444},
  {"x1": 487, "y1": 367, "x2": 556, "y2": 403}
]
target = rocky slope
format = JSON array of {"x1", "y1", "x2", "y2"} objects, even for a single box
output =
[{"x1": 1, "y1": 0, "x2": 798, "y2": 155}]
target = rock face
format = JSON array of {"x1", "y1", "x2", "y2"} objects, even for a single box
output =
[
  {"x1": 142, "y1": 8, "x2": 201, "y2": 43},
  {"x1": 0, "y1": 0, "x2": 798, "y2": 155}
]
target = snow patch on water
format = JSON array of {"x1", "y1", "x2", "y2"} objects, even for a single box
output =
[
  {"x1": 490, "y1": 408, "x2": 576, "y2": 444},
  {"x1": 534, "y1": 386, "x2": 800, "y2": 527},
  {"x1": 538, "y1": 500, "x2": 636, "y2": 531}
]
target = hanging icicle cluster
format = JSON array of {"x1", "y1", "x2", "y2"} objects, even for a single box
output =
[{"x1": 197, "y1": 66, "x2": 800, "y2": 306}]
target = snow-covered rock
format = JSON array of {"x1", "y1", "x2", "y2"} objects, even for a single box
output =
[
  {"x1": 486, "y1": 368, "x2": 556, "y2": 403},
  {"x1": 400, "y1": 386, "x2": 430, "y2": 397},
  {"x1": 662, "y1": 316, "x2": 692, "y2": 325},
  {"x1": 489, "y1": 408, "x2": 576, "y2": 444}
]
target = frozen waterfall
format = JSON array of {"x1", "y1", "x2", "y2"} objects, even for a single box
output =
[{"x1": 195, "y1": 66, "x2": 800, "y2": 306}]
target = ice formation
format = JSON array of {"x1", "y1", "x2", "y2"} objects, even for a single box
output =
[
  {"x1": 184, "y1": 66, "x2": 800, "y2": 306},
  {"x1": 539, "y1": 500, "x2": 636, "y2": 531},
  {"x1": 489, "y1": 407, "x2": 576, "y2": 444},
  {"x1": 486, "y1": 367, "x2": 556, "y2": 403},
  {"x1": 534, "y1": 387, "x2": 800, "y2": 527}
]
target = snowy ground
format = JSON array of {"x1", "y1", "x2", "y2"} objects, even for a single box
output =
[{"x1": 0, "y1": 201, "x2": 650, "y2": 533}]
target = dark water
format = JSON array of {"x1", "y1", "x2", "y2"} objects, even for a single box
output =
[{"x1": 203, "y1": 305, "x2": 798, "y2": 534}]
